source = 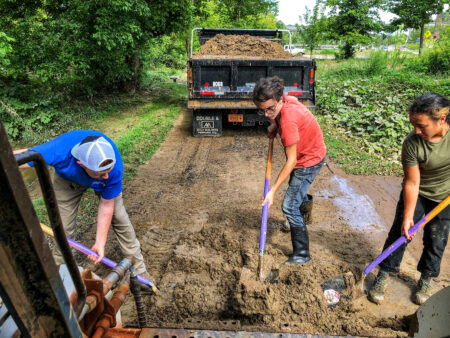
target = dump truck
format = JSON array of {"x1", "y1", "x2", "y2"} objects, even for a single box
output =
[{"x1": 187, "y1": 28, "x2": 317, "y2": 137}]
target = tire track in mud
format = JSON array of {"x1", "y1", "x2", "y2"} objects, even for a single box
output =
[
  {"x1": 139, "y1": 226, "x2": 185, "y2": 282},
  {"x1": 127, "y1": 111, "x2": 219, "y2": 284},
  {"x1": 178, "y1": 138, "x2": 213, "y2": 185},
  {"x1": 136, "y1": 136, "x2": 216, "y2": 282}
]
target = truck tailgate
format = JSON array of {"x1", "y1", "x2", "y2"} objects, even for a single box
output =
[{"x1": 188, "y1": 58, "x2": 315, "y2": 104}]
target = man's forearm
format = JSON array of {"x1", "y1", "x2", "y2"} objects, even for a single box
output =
[
  {"x1": 271, "y1": 143, "x2": 297, "y2": 194},
  {"x1": 272, "y1": 158, "x2": 296, "y2": 194},
  {"x1": 96, "y1": 198, "x2": 114, "y2": 248}
]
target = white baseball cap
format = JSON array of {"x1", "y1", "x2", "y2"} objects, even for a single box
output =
[{"x1": 71, "y1": 136, "x2": 116, "y2": 172}]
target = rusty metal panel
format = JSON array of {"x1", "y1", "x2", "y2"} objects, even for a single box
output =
[
  {"x1": 137, "y1": 328, "x2": 351, "y2": 338},
  {"x1": 104, "y1": 328, "x2": 141, "y2": 337}
]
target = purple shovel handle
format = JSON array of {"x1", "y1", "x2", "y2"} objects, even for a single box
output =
[
  {"x1": 259, "y1": 178, "x2": 270, "y2": 255},
  {"x1": 364, "y1": 224, "x2": 421, "y2": 276},
  {"x1": 259, "y1": 138, "x2": 273, "y2": 257},
  {"x1": 364, "y1": 195, "x2": 450, "y2": 275},
  {"x1": 66, "y1": 236, "x2": 154, "y2": 288}
]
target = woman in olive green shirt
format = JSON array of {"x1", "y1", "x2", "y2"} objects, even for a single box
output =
[{"x1": 368, "y1": 93, "x2": 450, "y2": 305}]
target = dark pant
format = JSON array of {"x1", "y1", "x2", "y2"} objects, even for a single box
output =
[{"x1": 379, "y1": 191, "x2": 450, "y2": 278}]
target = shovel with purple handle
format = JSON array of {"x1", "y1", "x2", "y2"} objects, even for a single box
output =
[
  {"x1": 257, "y1": 137, "x2": 274, "y2": 280},
  {"x1": 322, "y1": 195, "x2": 450, "y2": 297},
  {"x1": 364, "y1": 194, "x2": 450, "y2": 276}
]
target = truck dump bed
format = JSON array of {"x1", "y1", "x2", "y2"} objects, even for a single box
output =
[{"x1": 188, "y1": 28, "x2": 316, "y2": 137}]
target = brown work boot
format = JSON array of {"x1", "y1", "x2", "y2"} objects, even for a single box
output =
[
  {"x1": 368, "y1": 270, "x2": 389, "y2": 304},
  {"x1": 414, "y1": 277, "x2": 432, "y2": 305}
]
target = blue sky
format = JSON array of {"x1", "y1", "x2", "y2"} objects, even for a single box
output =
[{"x1": 276, "y1": 0, "x2": 395, "y2": 25}]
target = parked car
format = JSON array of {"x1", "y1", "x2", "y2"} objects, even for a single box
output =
[{"x1": 283, "y1": 45, "x2": 305, "y2": 55}]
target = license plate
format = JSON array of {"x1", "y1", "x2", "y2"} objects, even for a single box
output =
[{"x1": 228, "y1": 114, "x2": 243, "y2": 122}]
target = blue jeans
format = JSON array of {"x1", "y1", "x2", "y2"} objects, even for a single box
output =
[{"x1": 282, "y1": 157, "x2": 325, "y2": 228}]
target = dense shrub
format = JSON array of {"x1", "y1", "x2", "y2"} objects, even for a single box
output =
[
  {"x1": 316, "y1": 53, "x2": 449, "y2": 158},
  {"x1": 404, "y1": 26, "x2": 450, "y2": 75}
]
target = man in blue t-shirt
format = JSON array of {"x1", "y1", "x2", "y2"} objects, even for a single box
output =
[{"x1": 15, "y1": 130, "x2": 149, "y2": 277}]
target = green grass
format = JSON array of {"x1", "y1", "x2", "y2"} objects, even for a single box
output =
[
  {"x1": 33, "y1": 197, "x2": 49, "y2": 225},
  {"x1": 115, "y1": 102, "x2": 181, "y2": 182},
  {"x1": 313, "y1": 49, "x2": 337, "y2": 55}
]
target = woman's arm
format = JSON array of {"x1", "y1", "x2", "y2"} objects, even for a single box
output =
[{"x1": 402, "y1": 164, "x2": 420, "y2": 240}]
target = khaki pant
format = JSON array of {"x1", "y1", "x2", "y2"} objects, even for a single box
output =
[{"x1": 52, "y1": 174, "x2": 147, "y2": 275}]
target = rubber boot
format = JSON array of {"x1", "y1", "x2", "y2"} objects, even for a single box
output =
[{"x1": 284, "y1": 226, "x2": 311, "y2": 264}]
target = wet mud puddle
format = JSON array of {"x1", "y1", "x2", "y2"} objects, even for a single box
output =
[{"x1": 322, "y1": 176, "x2": 385, "y2": 232}]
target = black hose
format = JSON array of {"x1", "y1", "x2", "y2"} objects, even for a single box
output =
[{"x1": 129, "y1": 267, "x2": 147, "y2": 328}]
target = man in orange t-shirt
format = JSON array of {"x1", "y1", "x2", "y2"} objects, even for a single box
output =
[{"x1": 253, "y1": 76, "x2": 326, "y2": 264}]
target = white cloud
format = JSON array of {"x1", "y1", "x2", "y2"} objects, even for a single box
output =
[
  {"x1": 277, "y1": 0, "x2": 397, "y2": 25},
  {"x1": 277, "y1": 0, "x2": 316, "y2": 25}
]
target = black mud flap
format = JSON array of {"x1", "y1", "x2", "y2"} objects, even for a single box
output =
[{"x1": 193, "y1": 112, "x2": 222, "y2": 137}]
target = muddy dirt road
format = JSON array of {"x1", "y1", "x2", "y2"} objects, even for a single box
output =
[{"x1": 98, "y1": 108, "x2": 449, "y2": 336}]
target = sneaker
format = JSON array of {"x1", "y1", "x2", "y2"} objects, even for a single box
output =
[
  {"x1": 368, "y1": 270, "x2": 389, "y2": 304},
  {"x1": 414, "y1": 277, "x2": 432, "y2": 305}
]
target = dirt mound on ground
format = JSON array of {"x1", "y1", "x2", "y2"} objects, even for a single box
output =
[{"x1": 192, "y1": 34, "x2": 293, "y2": 59}]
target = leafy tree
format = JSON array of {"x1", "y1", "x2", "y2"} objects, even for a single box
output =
[
  {"x1": 296, "y1": 0, "x2": 328, "y2": 56},
  {"x1": 218, "y1": 0, "x2": 278, "y2": 23},
  {"x1": 187, "y1": 0, "x2": 279, "y2": 56},
  {"x1": 0, "y1": 1, "x2": 193, "y2": 94},
  {"x1": 388, "y1": 0, "x2": 444, "y2": 54},
  {"x1": 325, "y1": 0, "x2": 386, "y2": 58},
  {"x1": 0, "y1": 32, "x2": 14, "y2": 67},
  {"x1": 276, "y1": 20, "x2": 287, "y2": 29}
]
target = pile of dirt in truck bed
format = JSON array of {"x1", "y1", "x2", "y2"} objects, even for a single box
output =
[{"x1": 192, "y1": 34, "x2": 294, "y2": 59}]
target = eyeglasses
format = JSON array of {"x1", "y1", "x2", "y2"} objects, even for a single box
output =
[{"x1": 257, "y1": 100, "x2": 281, "y2": 116}]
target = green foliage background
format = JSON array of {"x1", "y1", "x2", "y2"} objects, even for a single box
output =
[
  {"x1": 0, "y1": 0, "x2": 279, "y2": 143},
  {"x1": 316, "y1": 48, "x2": 449, "y2": 174}
]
